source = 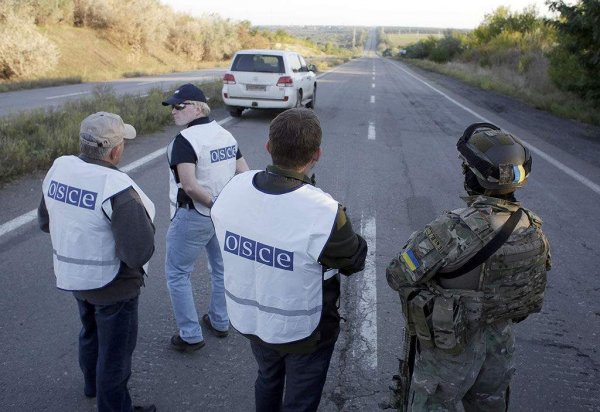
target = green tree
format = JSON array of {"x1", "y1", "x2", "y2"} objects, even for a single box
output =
[
  {"x1": 471, "y1": 6, "x2": 542, "y2": 46},
  {"x1": 547, "y1": 0, "x2": 600, "y2": 101}
]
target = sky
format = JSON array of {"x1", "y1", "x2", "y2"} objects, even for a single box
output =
[{"x1": 158, "y1": 0, "x2": 556, "y2": 29}]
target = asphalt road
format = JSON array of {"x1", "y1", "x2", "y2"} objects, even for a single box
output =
[
  {"x1": 0, "y1": 68, "x2": 226, "y2": 117},
  {"x1": 1, "y1": 54, "x2": 600, "y2": 411}
]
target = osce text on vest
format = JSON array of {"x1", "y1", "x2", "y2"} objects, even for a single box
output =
[
  {"x1": 210, "y1": 145, "x2": 237, "y2": 163},
  {"x1": 47, "y1": 180, "x2": 97, "y2": 210},
  {"x1": 224, "y1": 231, "x2": 294, "y2": 271}
]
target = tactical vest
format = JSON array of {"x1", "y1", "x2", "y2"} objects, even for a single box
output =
[
  {"x1": 167, "y1": 120, "x2": 237, "y2": 217},
  {"x1": 389, "y1": 202, "x2": 549, "y2": 353},
  {"x1": 42, "y1": 156, "x2": 155, "y2": 291},
  {"x1": 464, "y1": 209, "x2": 548, "y2": 323},
  {"x1": 211, "y1": 171, "x2": 338, "y2": 344}
]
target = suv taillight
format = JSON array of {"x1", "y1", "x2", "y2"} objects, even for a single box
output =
[
  {"x1": 276, "y1": 76, "x2": 293, "y2": 87},
  {"x1": 223, "y1": 73, "x2": 236, "y2": 84}
]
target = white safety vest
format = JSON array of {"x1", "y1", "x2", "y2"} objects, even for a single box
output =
[
  {"x1": 42, "y1": 156, "x2": 155, "y2": 291},
  {"x1": 167, "y1": 121, "x2": 238, "y2": 217},
  {"x1": 211, "y1": 171, "x2": 339, "y2": 344}
]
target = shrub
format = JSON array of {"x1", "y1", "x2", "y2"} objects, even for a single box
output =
[
  {"x1": 236, "y1": 22, "x2": 270, "y2": 50},
  {"x1": 548, "y1": 0, "x2": 600, "y2": 102},
  {"x1": 198, "y1": 16, "x2": 241, "y2": 61},
  {"x1": 28, "y1": 0, "x2": 74, "y2": 25},
  {"x1": 73, "y1": 0, "x2": 112, "y2": 28},
  {"x1": 166, "y1": 15, "x2": 206, "y2": 62},
  {"x1": 0, "y1": 7, "x2": 59, "y2": 79},
  {"x1": 74, "y1": 0, "x2": 170, "y2": 49},
  {"x1": 431, "y1": 33, "x2": 463, "y2": 63},
  {"x1": 405, "y1": 36, "x2": 438, "y2": 59}
]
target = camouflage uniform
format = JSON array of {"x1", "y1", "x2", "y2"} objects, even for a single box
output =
[{"x1": 387, "y1": 195, "x2": 551, "y2": 412}]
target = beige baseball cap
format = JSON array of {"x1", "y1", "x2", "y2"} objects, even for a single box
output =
[{"x1": 79, "y1": 112, "x2": 136, "y2": 148}]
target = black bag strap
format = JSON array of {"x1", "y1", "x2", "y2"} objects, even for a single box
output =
[{"x1": 438, "y1": 208, "x2": 524, "y2": 279}]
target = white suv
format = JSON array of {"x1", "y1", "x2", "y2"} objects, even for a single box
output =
[{"x1": 222, "y1": 49, "x2": 317, "y2": 117}]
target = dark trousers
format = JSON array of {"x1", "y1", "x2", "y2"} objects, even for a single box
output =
[
  {"x1": 250, "y1": 341, "x2": 336, "y2": 412},
  {"x1": 76, "y1": 296, "x2": 139, "y2": 412}
]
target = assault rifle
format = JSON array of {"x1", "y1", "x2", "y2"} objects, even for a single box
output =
[{"x1": 391, "y1": 328, "x2": 416, "y2": 411}]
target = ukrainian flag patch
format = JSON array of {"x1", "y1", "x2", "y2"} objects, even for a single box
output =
[
  {"x1": 513, "y1": 165, "x2": 526, "y2": 183},
  {"x1": 401, "y1": 249, "x2": 420, "y2": 271}
]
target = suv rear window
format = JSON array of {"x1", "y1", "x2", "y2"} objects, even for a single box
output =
[{"x1": 232, "y1": 54, "x2": 284, "y2": 73}]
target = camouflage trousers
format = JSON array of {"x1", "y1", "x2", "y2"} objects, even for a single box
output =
[{"x1": 409, "y1": 320, "x2": 515, "y2": 412}]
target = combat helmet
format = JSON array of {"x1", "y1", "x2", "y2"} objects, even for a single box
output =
[{"x1": 457, "y1": 122, "x2": 532, "y2": 195}]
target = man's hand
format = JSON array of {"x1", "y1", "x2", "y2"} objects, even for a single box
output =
[{"x1": 177, "y1": 163, "x2": 214, "y2": 208}]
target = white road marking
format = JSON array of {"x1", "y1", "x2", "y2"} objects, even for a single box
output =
[
  {"x1": 45, "y1": 91, "x2": 90, "y2": 100},
  {"x1": 390, "y1": 61, "x2": 600, "y2": 196},
  {"x1": 372, "y1": 83, "x2": 375, "y2": 88},
  {"x1": 371, "y1": 95, "x2": 375, "y2": 104},
  {"x1": 356, "y1": 212, "x2": 378, "y2": 370},
  {"x1": 0, "y1": 211, "x2": 37, "y2": 238},
  {"x1": 368, "y1": 122, "x2": 376, "y2": 140},
  {"x1": 0, "y1": 117, "x2": 234, "y2": 237}
]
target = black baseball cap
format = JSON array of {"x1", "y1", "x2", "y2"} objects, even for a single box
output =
[{"x1": 162, "y1": 83, "x2": 207, "y2": 106}]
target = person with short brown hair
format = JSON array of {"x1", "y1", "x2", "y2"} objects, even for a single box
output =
[{"x1": 212, "y1": 108, "x2": 367, "y2": 412}]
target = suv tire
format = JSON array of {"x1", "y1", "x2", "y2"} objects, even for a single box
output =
[
  {"x1": 295, "y1": 91, "x2": 303, "y2": 108},
  {"x1": 229, "y1": 108, "x2": 243, "y2": 117},
  {"x1": 306, "y1": 86, "x2": 316, "y2": 109}
]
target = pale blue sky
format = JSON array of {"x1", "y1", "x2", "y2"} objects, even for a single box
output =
[{"x1": 158, "y1": 0, "x2": 556, "y2": 29}]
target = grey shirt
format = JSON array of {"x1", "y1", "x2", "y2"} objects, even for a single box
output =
[{"x1": 38, "y1": 155, "x2": 155, "y2": 305}]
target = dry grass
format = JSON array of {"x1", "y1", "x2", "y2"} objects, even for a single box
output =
[
  {"x1": 0, "y1": 80, "x2": 224, "y2": 184},
  {"x1": 39, "y1": 26, "x2": 206, "y2": 82},
  {"x1": 385, "y1": 33, "x2": 443, "y2": 48},
  {"x1": 1, "y1": 0, "x2": 339, "y2": 87},
  {"x1": 405, "y1": 58, "x2": 600, "y2": 126}
]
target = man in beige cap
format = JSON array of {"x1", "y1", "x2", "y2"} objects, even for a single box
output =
[{"x1": 38, "y1": 112, "x2": 157, "y2": 412}]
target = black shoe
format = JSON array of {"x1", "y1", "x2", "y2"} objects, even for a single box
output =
[
  {"x1": 170, "y1": 335, "x2": 205, "y2": 352},
  {"x1": 84, "y1": 381, "x2": 96, "y2": 398},
  {"x1": 134, "y1": 405, "x2": 156, "y2": 412},
  {"x1": 202, "y1": 314, "x2": 229, "y2": 338}
]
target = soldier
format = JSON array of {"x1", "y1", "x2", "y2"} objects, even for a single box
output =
[{"x1": 387, "y1": 123, "x2": 551, "y2": 411}]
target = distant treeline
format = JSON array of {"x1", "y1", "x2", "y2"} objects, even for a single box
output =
[
  {"x1": 380, "y1": 1, "x2": 600, "y2": 105},
  {"x1": 0, "y1": 0, "x2": 350, "y2": 81},
  {"x1": 264, "y1": 26, "x2": 369, "y2": 53}
]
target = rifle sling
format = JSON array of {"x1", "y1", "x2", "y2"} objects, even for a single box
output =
[{"x1": 438, "y1": 208, "x2": 524, "y2": 280}]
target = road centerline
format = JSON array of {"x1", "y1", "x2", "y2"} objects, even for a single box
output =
[
  {"x1": 368, "y1": 122, "x2": 376, "y2": 140},
  {"x1": 356, "y1": 212, "x2": 378, "y2": 370}
]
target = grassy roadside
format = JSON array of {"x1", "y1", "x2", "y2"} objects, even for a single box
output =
[
  {"x1": 0, "y1": 24, "x2": 348, "y2": 93},
  {"x1": 401, "y1": 58, "x2": 600, "y2": 127},
  {"x1": 0, "y1": 80, "x2": 223, "y2": 185},
  {"x1": 0, "y1": 26, "x2": 230, "y2": 93}
]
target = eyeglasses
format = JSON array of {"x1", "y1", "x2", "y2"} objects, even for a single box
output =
[{"x1": 171, "y1": 102, "x2": 193, "y2": 111}]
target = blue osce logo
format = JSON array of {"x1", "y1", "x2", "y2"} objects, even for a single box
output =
[
  {"x1": 210, "y1": 145, "x2": 237, "y2": 163},
  {"x1": 224, "y1": 231, "x2": 294, "y2": 271},
  {"x1": 47, "y1": 180, "x2": 97, "y2": 210}
]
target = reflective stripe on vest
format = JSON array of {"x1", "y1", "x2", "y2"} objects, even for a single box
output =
[
  {"x1": 167, "y1": 121, "x2": 237, "y2": 217},
  {"x1": 42, "y1": 156, "x2": 155, "y2": 291},
  {"x1": 211, "y1": 171, "x2": 338, "y2": 344}
]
